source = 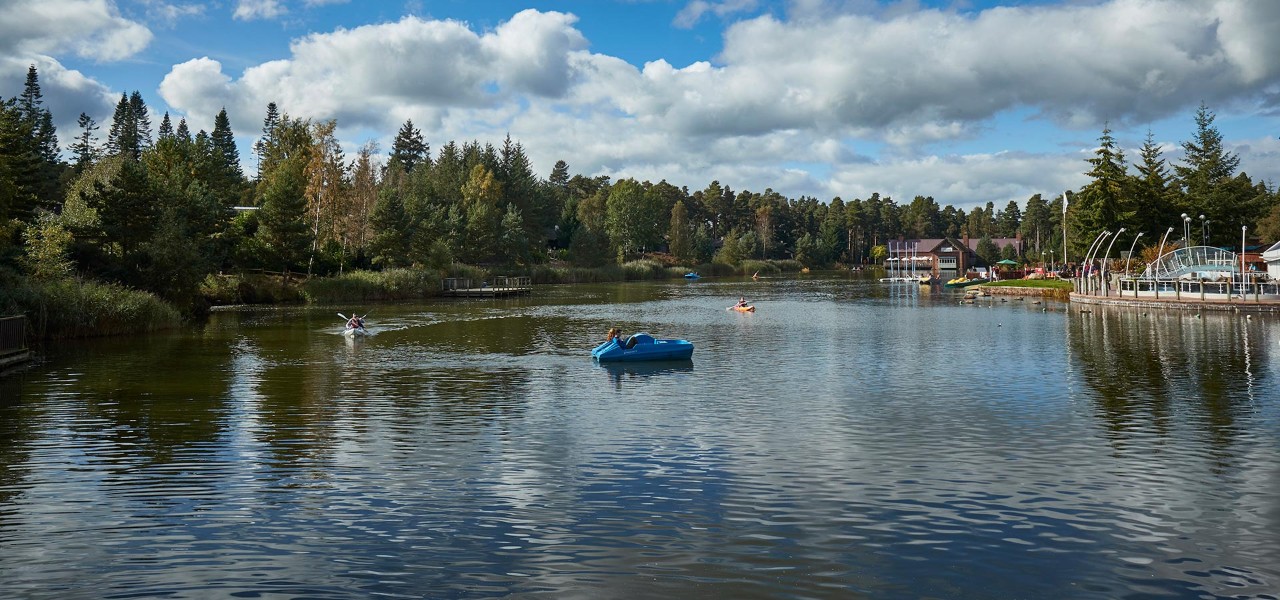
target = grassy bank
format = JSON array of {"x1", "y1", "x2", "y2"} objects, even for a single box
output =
[
  {"x1": 0, "y1": 273, "x2": 182, "y2": 340},
  {"x1": 982, "y1": 279, "x2": 1073, "y2": 299},
  {"x1": 1, "y1": 258, "x2": 815, "y2": 340}
]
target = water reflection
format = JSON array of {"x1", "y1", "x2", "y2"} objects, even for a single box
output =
[
  {"x1": 0, "y1": 275, "x2": 1277, "y2": 598},
  {"x1": 1069, "y1": 305, "x2": 1268, "y2": 459},
  {"x1": 597, "y1": 359, "x2": 695, "y2": 388}
]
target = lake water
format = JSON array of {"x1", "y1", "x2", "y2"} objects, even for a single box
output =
[{"x1": 2, "y1": 273, "x2": 1278, "y2": 599}]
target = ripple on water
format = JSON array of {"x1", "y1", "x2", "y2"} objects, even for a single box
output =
[{"x1": 1, "y1": 277, "x2": 1278, "y2": 598}]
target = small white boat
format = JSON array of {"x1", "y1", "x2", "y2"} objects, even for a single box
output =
[{"x1": 343, "y1": 325, "x2": 368, "y2": 337}]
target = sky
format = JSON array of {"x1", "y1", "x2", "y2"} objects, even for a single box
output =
[{"x1": 2, "y1": 0, "x2": 1279, "y2": 210}]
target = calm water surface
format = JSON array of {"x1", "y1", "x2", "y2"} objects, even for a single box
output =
[{"x1": 1, "y1": 274, "x2": 1278, "y2": 599}]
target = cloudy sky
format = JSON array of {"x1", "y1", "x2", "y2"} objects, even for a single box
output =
[{"x1": 2, "y1": 0, "x2": 1278, "y2": 209}]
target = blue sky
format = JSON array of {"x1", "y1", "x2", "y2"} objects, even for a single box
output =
[{"x1": 2, "y1": 0, "x2": 1278, "y2": 210}]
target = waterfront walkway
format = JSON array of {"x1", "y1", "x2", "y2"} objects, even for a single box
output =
[{"x1": 1070, "y1": 292, "x2": 1280, "y2": 312}]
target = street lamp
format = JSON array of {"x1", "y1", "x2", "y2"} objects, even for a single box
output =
[
  {"x1": 1200, "y1": 214, "x2": 1209, "y2": 246},
  {"x1": 1084, "y1": 230, "x2": 1111, "y2": 294},
  {"x1": 1062, "y1": 191, "x2": 1070, "y2": 268},
  {"x1": 1101, "y1": 227, "x2": 1125, "y2": 295},
  {"x1": 1241, "y1": 225, "x2": 1248, "y2": 298},
  {"x1": 1182, "y1": 213, "x2": 1191, "y2": 245},
  {"x1": 1049, "y1": 249, "x2": 1055, "y2": 273},
  {"x1": 1124, "y1": 231, "x2": 1145, "y2": 275},
  {"x1": 1155, "y1": 226, "x2": 1175, "y2": 273}
]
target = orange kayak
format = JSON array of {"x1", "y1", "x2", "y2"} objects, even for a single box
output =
[{"x1": 731, "y1": 305, "x2": 756, "y2": 312}]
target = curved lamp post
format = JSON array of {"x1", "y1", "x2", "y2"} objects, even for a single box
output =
[
  {"x1": 1124, "y1": 231, "x2": 1145, "y2": 276},
  {"x1": 1083, "y1": 230, "x2": 1111, "y2": 295},
  {"x1": 1101, "y1": 227, "x2": 1125, "y2": 295},
  {"x1": 1154, "y1": 227, "x2": 1175, "y2": 278},
  {"x1": 1241, "y1": 225, "x2": 1248, "y2": 299}
]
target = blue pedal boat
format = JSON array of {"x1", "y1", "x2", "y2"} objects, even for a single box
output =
[{"x1": 592, "y1": 333, "x2": 694, "y2": 362}]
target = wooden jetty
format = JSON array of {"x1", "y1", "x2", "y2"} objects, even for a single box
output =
[
  {"x1": 0, "y1": 315, "x2": 31, "y2": 375},
  {"x1": 441, "y1": 276, "x2": 533, "y2": 297}
]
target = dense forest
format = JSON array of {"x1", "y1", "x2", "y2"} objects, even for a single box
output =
[{"x1": 2, "y1": 65, "x2": 1278, "y2": 319}]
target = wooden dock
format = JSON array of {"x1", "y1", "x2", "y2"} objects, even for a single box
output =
[
  {"x1": 441, "y1": 276, "x2": 533, "y2": 297},
  {"x1": 0, "y1": 315, "x2": 31, "y2": 376}
]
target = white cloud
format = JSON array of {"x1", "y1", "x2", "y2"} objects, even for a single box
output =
[
  {"x1": 0, "y1": 0, "x2": 149, "y2": 146},
  {"x1": 153, "y1": 2, "x2": 1280, "y2": 209},
  {"x1": 0, "y1": 0, "x2": 152, "y2": 62},
  {"x1": 139, "y1": 0, "x2": 205, "y2": 26},
  {"x1": 234, "y1": 0, "x2": 286, "y2": 21},
  {"x1": 673, "y1": 0, "x2": 759, "y2": 29},
  {"x1": 161, "y1": 10, "x2": 586, "y2": 133}
]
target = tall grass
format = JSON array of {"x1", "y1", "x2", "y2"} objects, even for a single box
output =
[
  {"x1": 0, "y1": 274, "x2": 182, "y2": 340},
  {"x1": 201, "y1": 273, "x2": 305, "y2": 305},
  {"x1": 301, "y1": 268, "x2": 442, "y2": 303}
]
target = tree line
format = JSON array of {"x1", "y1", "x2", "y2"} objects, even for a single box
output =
[{"x1": 3, "y1": 65, "x2": 1278, "y2": 315}]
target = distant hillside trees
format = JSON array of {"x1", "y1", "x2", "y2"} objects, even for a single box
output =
[{"x1": 2, "y1": 63, "x2": 1279, "y2": 319}]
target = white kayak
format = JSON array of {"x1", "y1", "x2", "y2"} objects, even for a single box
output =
[{"x1": 343, "y1": 326, "x2": 369, "y2": 337}]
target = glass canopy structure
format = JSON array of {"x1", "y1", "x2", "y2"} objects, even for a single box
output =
[{"x1": 1139, "y1": 246, "x2": 1241, "y2": 280}]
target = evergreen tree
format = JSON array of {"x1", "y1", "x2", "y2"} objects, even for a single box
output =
[
  {"x1": 389, "y1": 119, "x2": 428, "y2": 174},
  {"x1": 549, "y1": 160, "x2": 570, "y2": 188},
  {"x1": 258, "y1": 154, "x2": 311, "y2": 276},
  {"x1": 128, "y1": 91, "x2": 152, "y2": 151},
  {"x1": 1072, "y1": 124, "x2": 1133, "y2": 256},
  {"x1": 211, "y1": 109, "x2": 242, "y2": 178},
  {"x1": 975, "y1": 236, "x2": 1000, "y2": 265},
  {"x1": 498, "y1": 203, "x2": 530, "y2": 265},
  {"x1": 1174, "y1": 104, "x2": 1255, "y2": 243},
  {"x1": 175, "y1": 118, "x2": 191, "y2": 143},
  {"x1": 18, "y1": 65, "x2": 59, "y2": 167},
  {"x1": 997, "y1": 200, "x2": 1021, "y2": 237},
  {"x1": 254, "y1": 102, "x2": 280, "y2": 179},
  {"x1": 1132, "y1": 130, "x2": 1175, "y2": 243},
  {"x1": 71, "y1": 113, "x2": 101, "y2": 174},
  {"x1": 106, "y1": 94, "x2": 132, "y2": 158},
  {"x1": 158, "y1": 112, "x2": 174, "y2": 140},
  {"x1": 1020, "y1": 193, "x2": 1050, "y2": 256},
  {"x1": 368, "y1": 186, "x2": 411, "y2": 267}
]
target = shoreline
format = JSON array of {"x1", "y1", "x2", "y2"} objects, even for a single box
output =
[{"x1": 1069, "y1": 292, "x2": 1280, "y2": 313}]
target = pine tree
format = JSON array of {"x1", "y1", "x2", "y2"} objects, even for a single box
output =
[
  {"x1": 106, "y1": 93, "x2": 133, "y2": 158},
  {"x1": 389, "y1": 119, "x2": 428, "y2": 174},
  {"x1": 254, "y1": 102, "x2": 280, "y2": 179},
  {"x1": 18, "y1": 65, "x2": 59, "y2": 166},
  {"x1": 9, "y1": 65, "x2": 64, "y2": 210},
  {"x1": 1132, "y1": 130, "x2": 1175, "y2": 243},
  {"x1": 71, "y1": 113, "x2": 100, "y2": 174},
  {"x1": 1072, "y1": 124, "x2": 1134, "y2": 256},
  {"x1": 211, "y1": 108, "x2": 242, "y2": 180},
  {"x1": 158, "y1": 112, "x2": 174, "y2": 140},
  {"x1": 549, "y1": 160, "x2": 569, "y2": 188},
  {"x1": 1173, "y1": 104, "x2": 1254, "y2": 242},
  {"x1": 129, "y1": 92, "x2": 152, "y2": 150},
  {"x1": 175, "y1": 118, "x2": 191, "y2": 143}
]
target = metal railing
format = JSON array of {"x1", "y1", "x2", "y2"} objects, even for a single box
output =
[
  {"x1": 1074, "y1": 276, "x2": 1280, "y2": 302},
  {"x1": 1, "y1": 315, "x2": 27, "y2": 353}
]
